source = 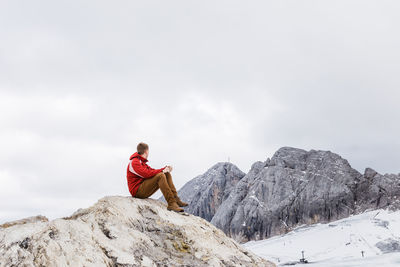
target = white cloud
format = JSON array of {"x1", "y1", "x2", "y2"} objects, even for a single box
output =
[{"x1": 0, "y1": 0, "x2": 399, "y2": 223}]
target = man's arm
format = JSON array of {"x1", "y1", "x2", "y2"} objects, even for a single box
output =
[{"x1": 131, "y1": 159, "x2": 166, "y2": 178}]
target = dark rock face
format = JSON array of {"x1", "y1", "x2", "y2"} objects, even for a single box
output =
[
  {"x1": 159, "y1": 162, "x2": 246, "y2": 221},
  {"x1": 173, "y1": 147, "x2": 400, "y2": 243},
  {"x1": 356, "y1": 168, "x2": 400, "y2": 211}
]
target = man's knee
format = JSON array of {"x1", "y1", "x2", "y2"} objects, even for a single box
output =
[{"x1": 155, "y1": 172, "x2": 166, "y2": 180}]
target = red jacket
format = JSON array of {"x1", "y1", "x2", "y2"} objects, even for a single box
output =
[{"x1": 126, "y1": 152, "x2": 166, "y2": 197}]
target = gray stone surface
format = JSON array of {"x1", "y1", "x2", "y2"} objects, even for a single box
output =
[{"x1": 355, "y1": 167, "x2": 400, "y2": 212}]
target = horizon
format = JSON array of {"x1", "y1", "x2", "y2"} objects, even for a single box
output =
[{"x1": 1, "y1": 145, "x2": 396, "y2": 224}]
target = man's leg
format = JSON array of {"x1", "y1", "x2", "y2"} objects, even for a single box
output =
[
  {"x1": 134, "y1": 174, "x2": 160, "y2": 199},
  {"x1": 164, "y1": 172, "x2": 178, "y2": 196},
  {"x1": 164, "y1": 172, "x2": 188, "y2": 207},
  {"x1": 135, "y1": 172, "x2": 170, "y2": 198},
  {"x1": 135, "y1": 173, "x2": 183, "y2": 211},
  {"x1": 135, "y1": 172, "x2": 183, "y2": 212}
]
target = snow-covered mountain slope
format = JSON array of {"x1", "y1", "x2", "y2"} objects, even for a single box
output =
[
  {"x1": 0, "y1": 196, "x2": 274, "y2": 267},
  {"x1": 242, "y1": 209, "x2": 400, "y2": 266}
]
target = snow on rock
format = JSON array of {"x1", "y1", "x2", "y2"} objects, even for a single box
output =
[
  {"x1": 0, "y1": 196, "x2": 274, "y2": 267},
  {"x1": 242, "y1": 209, "x2": 400, "y2": 266}
]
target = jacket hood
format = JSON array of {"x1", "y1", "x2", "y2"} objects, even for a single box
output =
[{"x1": 129, "y1": 152, "x2": 148, "y2": 162}]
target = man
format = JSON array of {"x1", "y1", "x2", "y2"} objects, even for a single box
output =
[{"x1": 126, "y1": 142, "x2": 188, "y2": 212}]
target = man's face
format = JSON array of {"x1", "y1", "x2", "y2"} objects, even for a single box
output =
[{"x1": 144, "y1": 149, "x2": 149, "y2": 158}]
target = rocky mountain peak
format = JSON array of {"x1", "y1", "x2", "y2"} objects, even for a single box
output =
[
  {"x1": 268, "y1": 147, "x2": 355, "y2": 173},
  {"x1": 364, "y1": 167, "x2": 379, "y2": 179}
]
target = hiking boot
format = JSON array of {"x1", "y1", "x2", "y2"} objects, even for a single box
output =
[
  {"x1": 167, "y1": 201, "x2": 184, "y2": 212},
  {"x1": 170, "y1": 187, "x2": 188, "y2": 207},
  {"x1": 175, "y1": 196, "x2": 188, "y2": 207},
  {"x1": 165, "y1": 189, "x2": 184, "y2": 212}
]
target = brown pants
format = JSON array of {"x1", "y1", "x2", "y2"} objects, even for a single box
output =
[{"x1": 135, "y1": 172, "x2": 178, "y2": 200}]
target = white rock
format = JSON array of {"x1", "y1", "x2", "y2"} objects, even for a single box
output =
[{"x1": 0, "y1": 196, "x2": 274, "y2": 267}]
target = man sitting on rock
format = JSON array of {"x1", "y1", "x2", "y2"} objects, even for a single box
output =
[{"x1": 126, "y1": 142, "x2": 188, "y2": 212}]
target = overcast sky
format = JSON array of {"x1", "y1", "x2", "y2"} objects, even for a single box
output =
[{"x1": 1, "y1": 1, "x2": 399, "y2": 223}]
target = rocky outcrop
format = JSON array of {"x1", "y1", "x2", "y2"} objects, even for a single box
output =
[
  {"x1": 173, "y1": 147, "x2": 400, "y2": 244},
  {"x1": 356, "y1": 167, "x2": 400, "y2": 211},
  {"x1": 0, "y1": 196, "x2": 274, "y2": 267},
  {"x1": 159, "y1": 162, "x2": 246, "y2": 222},
  {"x1": 0, "y1": 215, "x2": 48, "y2": 229}
]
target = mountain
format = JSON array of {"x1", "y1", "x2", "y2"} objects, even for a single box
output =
[
  {"x1": 211, "y1": 147, "x2": 364, "y2": 242},
  {"x1": 0, "y1": 196, "x2": 274, "y2": 267},
  {"x1": 242, "y1": 208, "x2": 400, "y2": 267},
  {"x1": 172, "y1": 147, "x2": 400, "y2": 243},
  {"x1": 159, "y1": 162, "x2": 246, "y2": 221}
]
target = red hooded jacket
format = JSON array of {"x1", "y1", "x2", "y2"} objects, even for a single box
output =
[{"x1": 126, "y1": 152, "x2": 167, "y2": 197}]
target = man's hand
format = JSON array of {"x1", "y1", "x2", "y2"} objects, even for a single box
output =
[{"x1": 162, "y1": 165, "x2": 173, "y2": 173}]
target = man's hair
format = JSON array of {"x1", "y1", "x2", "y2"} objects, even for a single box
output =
[{"x1": 137, "y1": 142, "x2": 149, "y2": 155}]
